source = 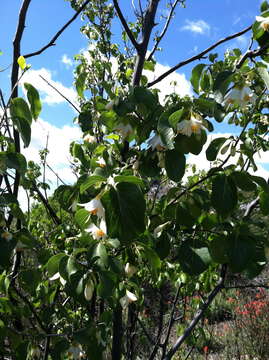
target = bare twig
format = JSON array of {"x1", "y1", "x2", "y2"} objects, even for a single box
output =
[
  {"x1": 147, "y1": 0, "x2": 180, "y2": 61},
  {"x1": 23, "y1": 0, "x2": 92, "y2": 59},
  {"x1": 164, "y1": 265, "x2": 227, "y2": 360},
  {"x1": 113, "y1": 0, "x2": 140, "y2": 52},
  {"x1": 148, "y1": 25, "x2": 252, "y2": 88},
  {"x1": 161, "y1": 285, "x2": 182, "y2": 359},
  {"x1": 39, "y1": 75, "x2": 80, "y2": 113}
]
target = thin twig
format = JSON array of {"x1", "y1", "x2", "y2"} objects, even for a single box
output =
[
  {"x1": 148, "y1": 25, "x2": 252, "y2": 88},
  {"x1": 147, "y1": 0, "x2": 180, "y2": 61},
  {"x1": 39, "y1": 75, "x2": 80, "y2": 113},
  {"x1": 113, "y1": 0, "x2": 140, "y2": 52},
  {"x1": 23, "y1": 0, "x2": 92, "y2": 59},
  {"x1": 164, "y1": 265, "x2": 227, "y2": 360}
]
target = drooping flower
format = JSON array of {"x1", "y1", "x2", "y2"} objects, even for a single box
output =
[
  {"x1": 148, "y1": 133, "x2": 166, "y2": 151},
  {"x1": 1, "y1": 231, "x2": 12, "y2": 241},
  {"x1": 84, "y1": 279, "x2": 94, "y2": 301},
  {"x1": 96, "y1": 157, "x2": 106, "y2": 167},
  {"x1": 120, "y1": 290, "x2": 138, "y2": 309},
  {"x1": 115, "y1": 123, "x2": 133, "y2": 139},
  {"x1": 177, "y1": 116, "x2": 205, "y2": 137},
  {"x1": 67, "y1": 344, "x2": 84, "y2": 359},
  {"x1": 86, "y1": 218, "x2": 107, "y2": 240},
  {"x1": 80, "y1": 197, "x2": 105, "y2": 218},
  {"x1": 125, "y1": 263, "x2": 137, "y2": 277},
  {"x1": 256, "y1": 15, "x2": 269, "y2": 31},
  {"x1": 223, "y1": 86, "x2": 257, "y2": 109},
  {"x1": 105, "y1": 97, "x2": 119, "y2": 111},
  {"x1": 83, "y1": 134, "x2": 96, "y2": 143}
]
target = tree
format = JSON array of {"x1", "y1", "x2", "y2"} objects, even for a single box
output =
[{"x1": 1, "y1": 0, "x2": 269, "y2": 359}]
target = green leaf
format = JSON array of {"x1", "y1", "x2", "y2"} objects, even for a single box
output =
[
  {"x1": 227, "y1": 234, "x2": 255, "y2": 273},
  {"x1": 206, "y1": 137, "x2": 227, "y2": 161},
  {"x1": 0, "y1": 235, "x2": 17, "y2": 269},
  {"x1": 75, "y1": 208, "x2": 90, "y2": 230},
  {"x1": 261, "y1": 1, "x2": 269, "y2": 12},
  {"x1": 168, "y1": 109, "x2": 184, "y2": 128},
  {"x1": 114, "y1": 175, "x2": 144, "y2": 187},
  {"x1": 5, "y1": 152, "x2": 27, "y2": 174},
  {"x1": 259, "y1": 190, "x2": 269, "y2": 215},
  {"x1": 17, "y1": 55, "x2": 26, "y2": 70},
  {"x1": 231, "y1": 171, "x2": 257, "y2": 192},
  {"x1": 190, "y1": 64, "x2": 206, "y2": 94},
  {"x1": 143, "y1": 61, "x2": 155, "y2": 71},
  {"x1": 93, "y1": 243, "x2": 108, "y2": 269},
  {"x1": 46, "y1": 253, "x2": 67, "y2": 277},
  {"x1": 133, "y1": 87, "x2": 157, "y2": 108},
  {"x1": 97, "y1": 271, "x2": 116, "y2": 298},
  {"x1": 76, "y1": 72, "x2": 87, "y2": 98},
  {"x1": 103, "y1": 182, "x2": 146, "y2": 243},
  {"x1": 257, "y1": 67, "x2": 269, "y2": 90},
  {"x1": 66, "y1": 256, "x2": 79, "y2": 278},
  {"x1": 177, "y1": 244, "x2": 212, "y2": 275},
  {"x1": 10, "y1": 98, "x2": 32, "y2": 147},
  {"x1": 211, "y1": 174, "x2": 238, "y2": 217},
  {"x1": 10, "y1": 98, "x2": 32, "y2": 125},
  {"x1": 158, "y1": 114, "x2": 174, "y2": 150},
  {"x1": 213, "y1": 70, "x2": 233, "y2": 100},
  {"x1": 80, "y1": 175, "x2": 106, "y2": 193},
  {"x1": 164, "y1": 150, "x2": 186, "y2": 182},
  {"x1": 251, "y1": 175, "x2": 269, "y2": 192},
  {"x1": 209, "y1": 235, "x2": 229, "y2": 264},
  {"x1": 24, "y1": 83, "x2": 42, "y2": 120}
]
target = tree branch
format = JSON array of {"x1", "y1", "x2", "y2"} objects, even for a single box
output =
[
  {"x1": 164, "y1": 265, "x2": 227, "y2": 360},
  {"x1": 236, "y1": 42, "x2": 269, "y2": 68},
  {"x1": 23, "y1": 0, "x2": 92, "y2": 59},
  {"x1": 147, "y1": 0, "x2": 180, "y2": 61},
  {"x1": 113, "y1": 0, "x2": 140, "y2": 52},
  {"x1": 148, "y1": 25, "x2": 252, "y2": 88},
  {"x1": 39, "y1": 75, "x2": 81, "y2": 113},
  {"x1": 12, "y1": 0, "x2": 32, "y2": 199}
]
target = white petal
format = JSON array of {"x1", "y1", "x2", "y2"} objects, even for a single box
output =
[{"x1": 126, "y1": 290, "x2": 138, "y2": 302}]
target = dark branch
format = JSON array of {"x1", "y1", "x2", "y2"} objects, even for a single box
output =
[
  {"x1": 39, "y1": 75, "x2": 81, "y2": 113},
  {"x1": 147, "y1": 0, "x2": 180, "y2": 61},
  {"x1": 148, "y1": 25, "x2": 252, "y2": 88},
  {"x1": 236, "y1": 42, "x2": 269, "y2": 68},
  {"x1": 23, "y1": 0, "x2": 92, "y2": 59},
  {"x1": 164, "y1": 265, "x2": 227, "y2": 360},
  {"x1": 113, "y1": 0, "x2": 140, "y2": 52},
  {"x1": 11, "y1": 0, "x2": 32, "y2": 198}
]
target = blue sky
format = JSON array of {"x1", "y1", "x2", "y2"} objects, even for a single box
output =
[{"x1": 1, "y1": 0, "x2": 268, "y2": 191}]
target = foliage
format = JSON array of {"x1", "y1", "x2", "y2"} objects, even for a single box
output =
[{"x1": 1, "y1": 0, "x2": 269, "y2": 359}]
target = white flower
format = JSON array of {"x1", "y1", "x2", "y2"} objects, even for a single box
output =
[
  {"x1": 125, "y1": 263, "x2": 137, "y2": 277},
  {"x1": 224, "y1": 86, "x2": 257, "y2": 109},
  {"x1": 86, "y1": 218, "x2": 107, "y2": 240},
  {"x1": 84, "y1": 280, "x2": 94, "y2": 301},
  {"x1": 115, "y1": 123, "x2": 133, "y2": 138},
  {"x1": 256, "y1": 15, "x2": 269, "y2": 31},
  {"x1": 80, "y1": 197, "x2": 105, "y2": 218},
  {"x1": 96, "y1": 157, "x2": 106, "y2": 167},
  {"x1": 148, "y1": 133, "x2": 166, "y2": 151},
  {"x1": 67, "y1": 344, "x2": 84, "y2": 359},
  {"x1": 1, "y1": 231, "x2": 12, "y2": 241},
  {"x1": 83, "y1": 134, "x2": 96, "y2": 143},
  {"x1": 177, "y1": 117, "x2": 205, "y2": 137},
  {"x1": 120, "y1": 290, "x2": 138, "y2": 309}
]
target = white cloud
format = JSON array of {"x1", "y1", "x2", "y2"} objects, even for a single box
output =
[
  {"x1": 61, "y1": 54, "x2": 74, "y2": 68},
  {"x1": 20, "y1": 68, "x2": 79, "y2": 109},
  {"x1": 181, "y1": 19, "x2": 210, "y2": 35},
  {"x1": 22, "y1": 118, "x2": 82, "y2": 185},
  {"x1": 145, "y1": 62, "x2": 192, "y2": 103}
]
